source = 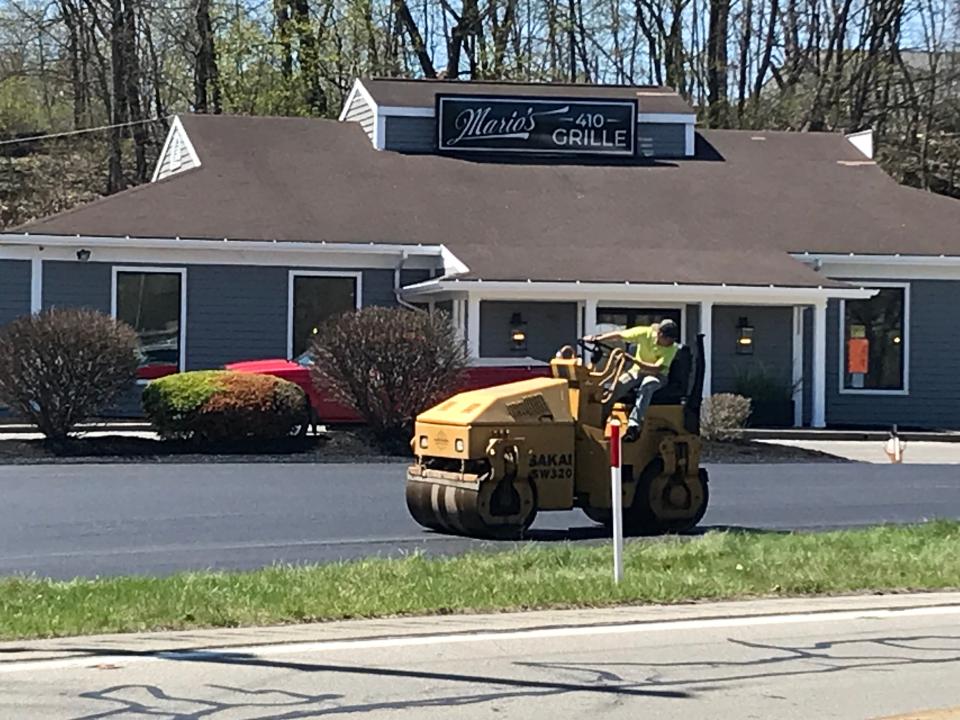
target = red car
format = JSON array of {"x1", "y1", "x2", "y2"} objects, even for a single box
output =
[{"x1": 224, "y1": 353, "x2": 551, "y2": 424}]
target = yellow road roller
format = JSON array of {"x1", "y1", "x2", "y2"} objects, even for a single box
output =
[{"x1": 406, "y1": 335, "x2": 709, "y2": 538}]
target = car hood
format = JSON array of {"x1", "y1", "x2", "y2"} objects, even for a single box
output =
[{"x1": 224, "y1": 358, "x2": 302, "y2": 373}]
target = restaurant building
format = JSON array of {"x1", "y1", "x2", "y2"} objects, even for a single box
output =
[{"x1": 2, "y1": 77, "x2": 959, "y2": 428}]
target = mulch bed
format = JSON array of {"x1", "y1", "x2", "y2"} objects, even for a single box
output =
[{"x1": 0, "y1": 430, "x2": 849, "y2": 465}]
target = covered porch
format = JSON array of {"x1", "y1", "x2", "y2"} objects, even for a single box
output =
[{"x1": 403, "y1": 279, "x2": 876, "y2": 429}]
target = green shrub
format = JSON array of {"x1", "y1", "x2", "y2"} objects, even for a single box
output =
[
  {"x1": 143, "y1": 370, "x2": 309, "y2": 443},
  {"x1": 0, "y1": 308, "x2": 139, "y2": 441},
  {"x1": 700, "y1": 393, "x2": 752, "y2": 441},
  {"x1": 310, "y1": 307, "x2": 467, "y2": 447}
]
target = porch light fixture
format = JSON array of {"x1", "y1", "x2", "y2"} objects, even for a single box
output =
[
  {"x1": 76, "y1": 248, "x2": 91, "y2": 262},
  {"x1": 736, "y1": 316, "x2": 754, "y2": 355},
  {"x1": 510, "y1": 312, "x2": 527, "y2": 352}
]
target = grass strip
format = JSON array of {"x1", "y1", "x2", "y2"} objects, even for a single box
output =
[{"x1": 2, "y1": 521, "x2": 959, "y2": 641}]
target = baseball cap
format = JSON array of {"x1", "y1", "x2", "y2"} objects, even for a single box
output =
[{"x1": 658, "y1": 319, "x2": 680, "y2": 340}]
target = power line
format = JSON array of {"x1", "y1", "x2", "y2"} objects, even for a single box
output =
[{"x1": 0, "y1": 116, "x2": 173, "y2": 147}]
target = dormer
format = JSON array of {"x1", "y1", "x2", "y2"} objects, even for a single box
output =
[{"x1": 339, "y1": 78, "x2": 697, "y2": 159}]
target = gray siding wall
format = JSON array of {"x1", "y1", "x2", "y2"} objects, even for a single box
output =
[
  {"x1": 186, "y1": 265, "x2": 288, "y2": 369},
  {"x1": 711, "y1": 306, "x2": 794, "y2": 395},
  {"x1": 384, "y1": 116, "x2": 435, "y2": 153},
  {"x1": 383, "y1": 116, "x2": 688, "y2": 158},
  {"x1": 480, "y1": 301, "x2": 577, "y2": 360},
  {"x1": 42, "y1": 261, "x2": 111, "y2": 312},
  {"x1": 0, "y1": 260, "x2": 30, "y2": 326},
  {"x1": 342, "y1": 92, "x2": 376, "y2": 141},
  {"x1": 636, "y1": 123, "x2": 686, "y2": 158},
  {"x1": 825, "y1": 282, "x2": 960, "y2": 429}
]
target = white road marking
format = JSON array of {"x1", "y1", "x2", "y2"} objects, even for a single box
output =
[{"x1": 2, "y1": 603, "x2": 959, "y2": 675}]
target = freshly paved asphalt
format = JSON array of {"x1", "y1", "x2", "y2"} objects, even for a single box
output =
[
  {"x1": 1, "y1": 461, "x2": 958, "y2": 579},
  {"x1": 3, "y1": 593, "x2": 960, "y2": 719}
]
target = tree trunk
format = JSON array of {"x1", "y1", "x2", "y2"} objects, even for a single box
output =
[
  {"x1": 707, "y1": 0, "x2": 730, "y2": 126},
  {"x1": 195, "y1": 0, "x2": 222, "y2": 114},
  {"x1": 393, "y1": 0, "x2": 436, "y2": 77},
  {"x1": 290, "y1": 0, "x2": 327, "y2": 114}
]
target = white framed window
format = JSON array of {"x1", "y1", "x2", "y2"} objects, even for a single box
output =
[
  {"x1": 111, "y1": 266, "x2": 187, "y2": 382},
  {"x1": 838, "y1": 282, "x2": 909, "y2": 395},
  {"x1": 287, "y1": 271, "x2": 363, "y2": 359}
]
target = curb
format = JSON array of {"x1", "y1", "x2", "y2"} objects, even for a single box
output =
[{"x1": 741, "y1": 429, "x2": 960, "y2": 443}]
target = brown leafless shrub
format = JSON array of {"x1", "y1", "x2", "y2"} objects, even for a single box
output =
[
  {"x1": 700, "y1": 393, "x2": 753, "y2": 442},
  {"x1": 0, "y1": 309, "x2": 139, "y2": 441},
  {"x1": 310, "y1": 307, "x2": 468, "y2": 448}
]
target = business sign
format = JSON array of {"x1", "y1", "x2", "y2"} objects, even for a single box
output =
[{"x1": 437, "y1": 95, "x2": 636, "y2": 156}]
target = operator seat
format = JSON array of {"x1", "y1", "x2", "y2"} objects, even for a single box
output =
[{"x1": 650, "y1": 344, "x2": 693, "y2": 406}]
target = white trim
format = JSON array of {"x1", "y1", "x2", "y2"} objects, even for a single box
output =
[
  {"x1": 338, "y1": 80, "x2": 378, "y2": 122},
  {"x1": 401, "y1": 279, "x2": 876, "y2": 305},
  {"x1": 378, "y1": 106, "x2": 434, "y2": 118},
  {"x1": 637, "y1": 113, "x2": 697, "y2": 124},
  {"x1": 467, "y1": 296, "x2": 481, "y2": 358},
  {"x1": 0, "y1": 235, "x2": 448, "y2": 270},
  {"x1": 3, "y1": 234, "x2": 445, "y2": 257},
  {"x1": 576, "y1": 300, "x2": 584, "y2": 340},
  {"x1": 151, "y1": 121, "x2": 176, "y2": 183},
  {"x1": 286, "y1": 270, "x2": 363, "y2": 360},
  {"x1": 700, "y1": 301, "x2": 713, "y2": 399},
  {"x1": 151, "y1": 117, "x2": 201, "y2": 183},
  {"x1": 845, "y1": 129, "x2": 874, "y2": 159},
  {"x1": 684, "y1": 123, "x2": 695, "y2": 156},
  {"x1": 837, "y1": 282, "x2": 910, "y2": 397},
  {"x1": 583, "y1": 299, "x2": 598, "y2": 337},
  {"x1": 812, "y1": 300, "x2": 827, "y2": 428},
  {"x1": 792, "y1": 252, "x2": 960, "y2": 280},
  {"x1": 374, "y1": 114, "x2": 386, "y2": 151},
  {"x1": 792, "y1": 306, "x2": 804, "y2": 427},
  {"x1": 30, "y1": 254, "x2": 42, "y2": 313},
  {"x1": 111, "y1": 266, "x2": 188, "y2": 382}
]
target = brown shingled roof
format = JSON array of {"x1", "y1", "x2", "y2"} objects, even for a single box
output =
[
  {"x1": 361, "y1": 78, "x2": 696, "y2": 116},
  {"x1": 13, "y1": 113, "x2": 960, "y2": 288}
]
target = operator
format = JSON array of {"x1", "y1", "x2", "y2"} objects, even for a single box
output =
[{"x1": 585, "y1": 319, "x2": 680, "y2": 442}]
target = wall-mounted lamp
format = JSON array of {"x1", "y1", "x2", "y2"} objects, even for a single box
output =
[
  {"x1": 736, "y1": 316, "x2": 754, "y2": 355},
  {"x1": 76, "y1": 248, "x2": 91, "y2": 262},
  {"x1": 510, "y1": 311, "x2": 527, "y2": 352}
]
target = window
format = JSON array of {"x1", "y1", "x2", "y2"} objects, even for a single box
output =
[
  {"x1": 289, "y1": 273, "x2": 360, "y2": 358},
  {"x1": 841, "y1": 286, "x2": 907, "y2": 392},
  {"x1": 596, "y1": 307, "x2": 682, "y2": 336},
  {"x1": 113, "y1": 268, "x2": 185, "y2": 381}
]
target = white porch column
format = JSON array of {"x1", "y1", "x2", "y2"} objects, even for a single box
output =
[
  {"x1": 792, "y1": 306, "x2": 805, "y2": 428},
  {"x1": 583, "y1": 298, "x2": 598, "y2": 338},
  {"x1": 467, "y1": 295, "x2": 481, "y2": 359},
  {"x1": 811, "y1": 300, "x2": 828, "y2": 428},
  {"x1": 700, "y1": 301, "x2": 713, "y2": 399},
  {"x1": 30, "y1": 254, "x2": 43, "y2": 314}
]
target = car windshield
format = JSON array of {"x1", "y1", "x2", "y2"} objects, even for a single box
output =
[{"x1": 295, "y1": 350, "x2": 316, "y2": 367}]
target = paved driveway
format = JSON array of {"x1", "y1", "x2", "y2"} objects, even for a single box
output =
[{"x1": 1, "y1": 462, "x2": 958, "y2": 579}]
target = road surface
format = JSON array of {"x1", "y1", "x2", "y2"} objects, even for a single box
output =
[
  {"x1": 2, "y1": 593, "x2": 959, "y2": 719},
  {"x1": 1, "y1": 462, "x2": 958, "y2": 579}
]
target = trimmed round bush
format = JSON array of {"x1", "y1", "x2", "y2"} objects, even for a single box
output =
[
  {"x1": 142, "y1": 370, "x2": 309, "y2": 443},
  {"x1": 0, "y1": 308, "x2": 139, "y2": 441}
]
